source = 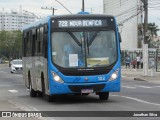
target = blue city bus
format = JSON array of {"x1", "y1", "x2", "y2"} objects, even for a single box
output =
[{"x1": 22, "y1": 14, "x2": 121, "y2": 102}]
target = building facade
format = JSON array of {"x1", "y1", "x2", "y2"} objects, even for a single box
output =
[
  {"x1": 0, "y1": 9, "x2": 37, "y2": 31},
  {"x1": 103, "y1": 0, "x2": 141, "y2": 51}
]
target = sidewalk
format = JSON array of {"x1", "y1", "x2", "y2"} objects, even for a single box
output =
[{"x1": 121, "y1": 66, "x2": 160, "y2": 83}]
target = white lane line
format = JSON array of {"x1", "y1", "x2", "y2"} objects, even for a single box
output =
[
  {"x1": 14, "y1": 74, "x2": 22, "y2": 77},
  {"x1": 0, "y1": 71, "x2": 7, "y2": 73},
  {"x1": 8, "y1": 100, "x2": 55, "y2": 120},
  {"x1": 134, "y1": 85, "x2": 152, "y2": 88},
  {"x1": 0, "y1": 84, "x2": 24, "y2": 87},
  {"x1": 111, "y1": 95, "x2": 160, "y2": 106},
  {"x1": 8, "y1": 90, "x2": 18, "y2": 93},
  {"x1": 122, "y1": 75, "x2": 127, "y2": 77},
  {"x1": 122, "y1": 85, "x2": 136, "y2": 89},
  {"x1": 121, "y1": 95, "x2": 160, "y2": 106}
]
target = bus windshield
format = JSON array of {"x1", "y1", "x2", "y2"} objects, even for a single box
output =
[{"x1": 51, "y1": 30, "x2": 117, "y2": 68}]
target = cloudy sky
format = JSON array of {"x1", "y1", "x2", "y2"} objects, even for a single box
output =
[
  {"x1": 0, "y1": 0, "x2": 103, "y2": 16},
  {"x1": 0, "y1": 0, "x2": 160, "y2": 35}
]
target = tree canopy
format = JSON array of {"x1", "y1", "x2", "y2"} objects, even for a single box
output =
[
  {"x1": 138, "y1": 22, "x2": 160, "y2": 48},
  {"x1": 0, "y1": 30, "x2": 22, "y2": 60}
]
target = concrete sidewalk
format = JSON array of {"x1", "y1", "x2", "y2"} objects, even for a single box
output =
[{"x1": 121, "y1": 66, "x2": 160, "y2": 83}]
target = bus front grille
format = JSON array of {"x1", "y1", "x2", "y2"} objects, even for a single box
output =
[{"x1": 68, "y1": 84, "x2": 105, "y2": 92}]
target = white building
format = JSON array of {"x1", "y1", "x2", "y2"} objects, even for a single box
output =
[
  {"x1": 0, "y1": 8, "x2": 37, "y2": 31},
  {"x1": 103, "y1": 0, "x2": 141, "y2": 51}
]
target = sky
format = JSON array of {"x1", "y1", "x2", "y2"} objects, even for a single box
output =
[
  {"x1": 0, "y1": 0, "x2": 160, "y2": 35},
  {"x1": 0, "y1": 0, "x2": 103, "y2": 16}
]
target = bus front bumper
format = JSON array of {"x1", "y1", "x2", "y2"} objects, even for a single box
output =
[{"x1": 49, "y1": 79, "x2": 120, "y2": 95}]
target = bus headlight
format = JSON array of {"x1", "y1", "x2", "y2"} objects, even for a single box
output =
[
  {"x1": 109, "y1": 69, "x2": 119, "y2": 81},
  {"x1": 52, "y1": 72, "x2": 64, "y2": 83}
]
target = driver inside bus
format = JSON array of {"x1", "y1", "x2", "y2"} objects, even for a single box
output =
[
  {"x1": 62, "y1": 44, "x2": 73, "y2": 67},
  {"x1": 62, "y1": 44, "x2": 84, "y2": 68}
]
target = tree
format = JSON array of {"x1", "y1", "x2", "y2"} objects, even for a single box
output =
[
  {"x1": 138, "y1": 22, "x2": 159, "y2": 48},
  {"x1": 147, "y1": 23, "x2": 159, "y2": 48},
  {"x1": 0, "y1": 30, "x2": 22, "y2": 59}
]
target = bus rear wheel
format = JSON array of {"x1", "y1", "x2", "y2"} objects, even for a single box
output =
[
  {"x1": 29, "y1": 82, "x2": 37, "y2": 97},
  {"x1": 98, "y1": 92, "x2": 109, "y2": 100}
]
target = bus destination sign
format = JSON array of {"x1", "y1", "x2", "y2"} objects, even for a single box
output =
[{"x1": 52, "y1": 19, "x2": 108, "y2": 28}]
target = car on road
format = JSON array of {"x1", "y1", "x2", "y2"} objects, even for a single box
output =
[{"x1": 10, "y1": 59, "x2": 22, "y2": 73}]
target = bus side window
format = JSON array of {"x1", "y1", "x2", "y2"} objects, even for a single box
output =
[
  {"x1": 23, "y1": 33, "x2": 27, "y2": 57},
  {"x1": 35, "y1": 28, "x2": 43, "y2": 55},
  {"x1": 32, "y1": 29, "x2": 36, "y2": 56},
  {"x1": 44, "y1": 25, "x2": 48, "y2": 58},
  {"x1": 26, "y1": 31, "x2": 32, "y2": 56}
]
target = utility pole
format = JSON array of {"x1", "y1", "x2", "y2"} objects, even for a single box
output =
[
  {"x1": 82, "y1": 0, "x2": 85, "y2": 12},
  {"x1": 41, "y1": 7, "x2": 57, "y2": 15},
  {"x1": 142, "y1": 0, "x2": 148, "y2": 76}
]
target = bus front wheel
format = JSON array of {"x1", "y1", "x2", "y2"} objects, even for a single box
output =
[
  {"x1": 98, "y1": 92, "x2": 109, "y2": 100},
  {"x1": 45, "y1": 95, "x2": 56, "y2": 102}
]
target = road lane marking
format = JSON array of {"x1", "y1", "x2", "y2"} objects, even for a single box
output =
[
  {"x1": 122, "y1": 75, "x2": 126, "y2": 77},
  {"x1": 134, "y1": 85, "x2": 152, "y2": 88},
  {"x1": 0, "y1": 71, "x2": 7, "y2": 73},
  {"x1": 122, "y1": 85, "x2": 136, "y2": 89},
  {"x1": 8, "y1": 90, "x2": 18, "y2": 93},
  {"x1": 0, "y1": 84, "x2": 24, "y2": 87},
  {"x1": 8, "y1": 100, "x2": 55, "y2": 120},
  {"x1": 121, "y1": 95, "x2": 160, "y2": 106},
  {"x1": 111, "y1": 95, "x2": 160, "y2": 106},
  {"x1": 14, "y1": 74, "x2": 23, "y2": 77}
]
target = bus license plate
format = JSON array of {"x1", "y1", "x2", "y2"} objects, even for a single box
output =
[{"x1": 81, "y1": 89, "x2": 93, "y2": 93}]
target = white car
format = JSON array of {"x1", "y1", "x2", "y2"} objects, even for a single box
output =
[{"x1": 10, "y1": 59, "x2": 22, "y2": 73}]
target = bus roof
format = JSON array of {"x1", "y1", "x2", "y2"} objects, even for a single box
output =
[{"x1": 50, "y1": 14, "x2": 114, "y2": 19}]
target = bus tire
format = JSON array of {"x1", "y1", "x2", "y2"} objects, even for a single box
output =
[
  {"x1": 98, "y1": 92, "x2": 109, "y2": 100},
  {"x1": 29, "y1": 82, "x2": 37, "y2": 97},
  {"x1": 37, "y1": 91, "x2": 43, "y2": 97},
  {"x1": 41, "y1": 74, "x2": 45, "y2": 97},
  {"x1": 38, "y1": 74, "x2": 45, "y2": 97},
  {"x1": 41, "y1": 75, "x2": 56, "y2": 102}
]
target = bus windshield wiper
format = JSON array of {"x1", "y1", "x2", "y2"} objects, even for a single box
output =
[
  {"x1": 68, "y1": 31, "x2": 82, "y2": 46},
  {"x1": 87, "y1": 34, "x2": 90, "y2": 55},
  {"x1": 88, "y1": 31, "x2": 99, "y2": 46}
]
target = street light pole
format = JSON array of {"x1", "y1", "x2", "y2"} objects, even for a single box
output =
[
  {"x1": 142, "y1": 0, "x2": 149, "y2": 76},
  {"x1": 41, "y1": 7, "x2": 57, "y2": 15}
]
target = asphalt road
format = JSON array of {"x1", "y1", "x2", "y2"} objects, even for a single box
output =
[{"x1": 0, "y1": 66, "x2": 160, "y2": 120}]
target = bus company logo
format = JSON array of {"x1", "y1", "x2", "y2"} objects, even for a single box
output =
[{"x1": 84, "y1": 77, "x2": 89, "y2": 81}]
